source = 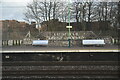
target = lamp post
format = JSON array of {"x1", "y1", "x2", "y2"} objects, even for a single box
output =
[{"x1": 66, "y1": 0, "x2": 72, "y2": 48}]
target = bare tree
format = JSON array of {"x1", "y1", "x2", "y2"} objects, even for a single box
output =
[
  {"x1": 118, "y1": 2, "x2": 120, "y2": 27},
  {"x1": 72, "y1": 0, "x2": 81, "y2": 23},
  {"x1": 24, "y1": 0, "x2": 44, "y2": 24},
  {"x1": 24, "y1": 0, "x2": 66, "y2": 21},
  {"x1": 24, "y1": 0, "x2": 119, "y2": 33},
  {"x1": 58, "y1": 4, "x2": 68, "y2": 22},
  {"x1": 86, "y1": 2, "x2": 93, "y2": 22}
]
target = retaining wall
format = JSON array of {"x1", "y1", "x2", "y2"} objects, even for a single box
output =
[{"x1": 2, "y1": 31, "x2": 120, "y2": 46}]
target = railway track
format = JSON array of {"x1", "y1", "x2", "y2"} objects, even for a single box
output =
[
  {"x1": 2, "y1": 61, "x2": 120, "y2": 80},
  {"x1": 2, "y1": 61, "x2": 119, "y2": 66}
]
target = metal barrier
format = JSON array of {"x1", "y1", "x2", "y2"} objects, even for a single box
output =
[
  {"x1": 112, "y1": 38, "x2": 120, "y2": 45},
  {"x1": 2, "y1": 38, "x2": 119, "y2": 46},
  {"x1": 2, "y1": 40, "x2": 22, "y2": 46}
]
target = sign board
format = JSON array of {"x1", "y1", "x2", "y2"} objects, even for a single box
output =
[
  {"x1": 32, "y1": 40, "x2": 48, "y2": 46},
  {"x1": 82, "y1": 39, "x2": 105, "y2": 45},
  {"x1": 66, "y1": 26, "x2": 72, "y2": 28}
]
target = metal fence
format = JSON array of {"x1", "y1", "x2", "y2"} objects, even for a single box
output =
[{"x1": 2, "y1": 38, "x2": 120, "y2": 47}]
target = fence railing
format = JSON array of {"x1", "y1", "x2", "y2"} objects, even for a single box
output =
[{"x1": 2, "y1": 38, "x2": 120, "y2": 47}]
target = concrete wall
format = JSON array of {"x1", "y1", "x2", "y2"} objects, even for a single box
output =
[
  {"x1": 2, "y1": 31, "x2": 119, "y2": 47},
  {"x1": 41, "y1": 31, "x2": 95, "y2": 40}
]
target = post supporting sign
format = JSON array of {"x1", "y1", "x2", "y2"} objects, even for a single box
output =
[
  {"x1": 66, "y1": 26, "x2": 72, "y2": 48},
  {"x1": 66, "y1": 0, "x2": 72, "y2": 48}
]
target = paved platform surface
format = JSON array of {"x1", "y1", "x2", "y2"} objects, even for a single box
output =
[{"x1": 2, "y1": 45, "x2": 119, "y2": 53}]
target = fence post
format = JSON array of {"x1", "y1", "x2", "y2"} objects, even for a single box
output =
[
  {"x1": 13, "y1": 40, "x2": 14, "y2": 45},
  {"x1": 2, "y1": 40, "x2": 4, "y2": 46},
  {"x1": 17, "y1": 40, "x2": 18, "y2": 45},
  {"x1": 18, "y1": 40, "x2": 20, "y2": 45},
  {"x1": 112, "y1": 38, "x2": 114, "y2": 44},
  {"x1": 116, "y1": 39, "x2": 118, "y2": 44},
  {"x1": 13, "y1": 40, "x2": 17, "y2": 45},
  {"x1": 6, "y1": 40, "x2": 8, "y2": 46},
  {"x1": 16, "y1": 40, "x2": 17, "y2": 45},
  {"x1": 118, "y1": 39, "x2": 120, "y2": 44},
  {"x1": 20, "y1": 40, "x2": 22, "y2": 45},
  {"x1": 13, "y1": 40, "x2": 15, "y2": 45}
]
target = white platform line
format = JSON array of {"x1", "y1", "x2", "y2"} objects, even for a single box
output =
[{"x1": 2, "y1": 50, "x2": 120, "y2": 53}]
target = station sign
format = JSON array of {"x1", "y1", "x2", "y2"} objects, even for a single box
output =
[{"x1": 66, "y1": 26, "x2": 72, "y2": 28}]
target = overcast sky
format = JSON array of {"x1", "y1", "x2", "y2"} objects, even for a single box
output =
[
  {"x1": 0, "y1": 0, "x2": 119, "y2": 22},
  {"x1": 0, "y1": 0, "x2": 32, "y2": 21}
]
